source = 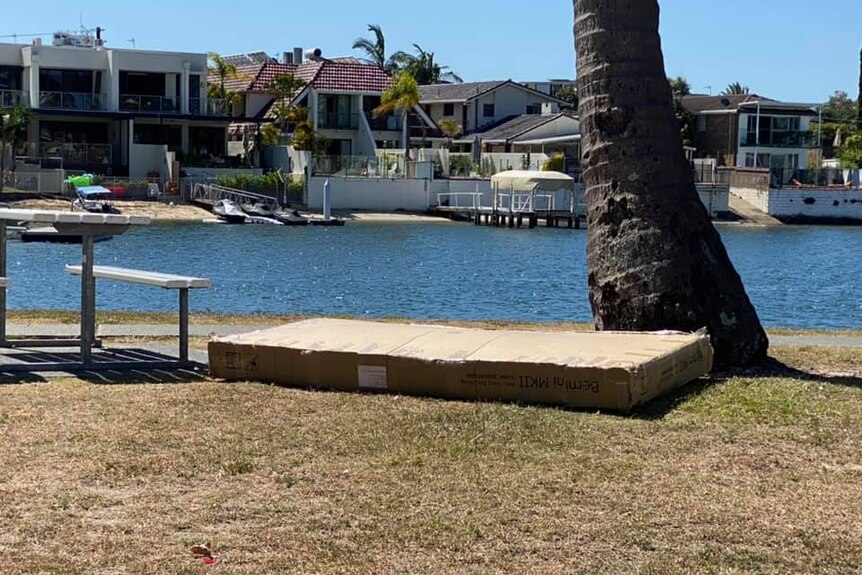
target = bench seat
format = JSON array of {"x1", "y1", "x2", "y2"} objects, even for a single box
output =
[
  {"x1": 65, "y1": 265, "x2": 211, "y2": 366},
  {"x1": 65, "y1": 265, "x2": 210, "y2": 289}
]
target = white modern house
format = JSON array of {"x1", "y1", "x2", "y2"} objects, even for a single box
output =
[
  {"x1": 682, "y1": 94, "x2": 818, "y2": 183},
  {"x1": 0, "y1": 32, "x2": 234, "y2": 178}
]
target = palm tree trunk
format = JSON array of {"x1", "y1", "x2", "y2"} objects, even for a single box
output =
[
  {"x1": 574, "y1": 0, "x2": 768, "y2": 368},
  {"x1": 401, "y1": 109, "x2": 409, "y2": 157}
]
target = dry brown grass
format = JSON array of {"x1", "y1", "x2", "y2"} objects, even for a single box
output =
[{"x1": 0, "y1": 341, "x2": 860, "y2": 573}]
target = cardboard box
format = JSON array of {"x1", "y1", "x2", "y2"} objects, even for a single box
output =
[{"x1": 208, "y1": 319, "x2": 713, "y2": 411}]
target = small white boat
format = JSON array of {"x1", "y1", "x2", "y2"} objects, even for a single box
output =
[
  {"x1": 72, "y1": 186, "x2": 121, "y2": 214},
  {"x1": 212, "y1": 199, "x2": 247, "y2": 224}
]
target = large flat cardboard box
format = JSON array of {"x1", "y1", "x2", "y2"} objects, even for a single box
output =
[{"x1": 208, "y1": 319, "x2": 713, "y2": 411}]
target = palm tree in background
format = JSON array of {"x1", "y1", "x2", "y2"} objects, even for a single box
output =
[
  {"x1": 208, "y1": 52, "x2": 241, "y2": 114},
  {"x1": 722, "y1": 82, "x2": 750, "y2": 96},
  {"x1": 856, "y1": 45, "x2": 861, "y2": 130},
  {"x1": 352, "y1": 24, "x2": 388, "y2": 70},
  {"x1": 389, "y1": 44, "x2": 463, "y2": 85},
  {"x1": 0, "y1": 106, "x2": 31, "y2": 192},
  {"x1": 438, "y1": 118, "x2": 462, "y2": 148},
  {"x1": 375, "y1": 71, "x2": 420, "y2": 155},
  {"x1": 573, "y1": 0, "x2": 767, "y2": 367}
]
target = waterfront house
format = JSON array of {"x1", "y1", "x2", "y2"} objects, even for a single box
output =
[
  {"x1": 217, "y1": 49, "x2": 438, "y2": 162},
  {"x1": 418, "y1": 80, "x2": 567, "y2": 139},
  {"x1": 0, "y1": 33, "x2": 234, "y2": 179},
  {"x1": 682, "y1": 94, "x2": 818, "y2": 181}
]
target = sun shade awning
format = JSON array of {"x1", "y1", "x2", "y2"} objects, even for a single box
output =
[{"x1": 490, "y1": 170, "x2": 575, "y2": 193}]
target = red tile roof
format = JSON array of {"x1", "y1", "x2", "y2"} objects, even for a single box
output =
[{"x1": 215, "y1": 59, "x2": 392, "y2": 96}]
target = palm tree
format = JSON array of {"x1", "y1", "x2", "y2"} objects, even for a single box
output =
[
  {"x1": 266, "y1": 74, "x2": 307, "y2": 142},
  {"x1": 722, "y1": 82, "x2": 750, "y2": 96},
  {"x1": 438, "y1": 118, "x2": 462, "y2": 148},
  {"x1": 573, "y1": 0, "x2": 767, "y2": 367},
  {"x1": 352, "y1": 24, "x2": 388, "y2": 69},
  {"x1": 207, "y1": 52, "x2": 241, "y2": 114},
  {"x1": 0, "y1": 106, "x2": 30, "y2": 192},
  {"x1": 375, "y1": 71, "x2": 420, "y2": 155},
  {"x1": 389, "y1": 45, "x2": 463, "y2": 85},
  {"x1": 668, "y1": 76, "x2": 691, "y2": 97},
  {"x1": 856, "y1": 45, "x2": 861, "y2": 130}
]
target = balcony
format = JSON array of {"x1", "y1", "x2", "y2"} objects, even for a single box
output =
[
  {"x1": 740, "y1": 132, "x2": 817, "y2": 149},
  {"x1": 39, "y1": 143, "x2": 112, "y2": 165},
  {"x1": 207, "y1": 99, "x2": 231, "y2": 116},
  {"x1": 318, "y1": 112, "x2": 359, "y2": 130},
  {"x1": 119, "y1": 94, "x2": 180, "y2": 114},
  {"x1": 365, "y1": 112, "x2": 403, "y2": 131},
  {"x1": 39, "y1": 91, "x2": 106, "y2": 112},
  {"x1": 0, "y1": 89, "x2": 29, "y2": 108}
]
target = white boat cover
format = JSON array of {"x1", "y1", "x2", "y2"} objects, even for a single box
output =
[{"x1": 490, "y1": 170, "x2": 575, "y2": 193}]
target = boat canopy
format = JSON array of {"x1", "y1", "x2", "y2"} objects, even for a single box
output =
[
  {"x1": 76, "y1": 185, "x2": 113, "y2": 197},
  {"x1": 490, "y1": 170, "x2": 575, "y2": 193}
]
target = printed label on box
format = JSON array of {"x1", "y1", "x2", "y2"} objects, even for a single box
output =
[{"x1": 358, "y1": 365, "x2": 388, "y2": 390}]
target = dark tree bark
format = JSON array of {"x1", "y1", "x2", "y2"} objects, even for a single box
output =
[{"x1": 574, "y1": 0, "x2": 768, "y2": 368}]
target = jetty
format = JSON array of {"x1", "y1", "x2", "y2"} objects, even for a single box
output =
[{"x1": 435, "y1": 170, "x2": 587, "y2": 229}]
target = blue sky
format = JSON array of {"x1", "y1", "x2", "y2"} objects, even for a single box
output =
[{"x1": 3, "y1": 0, "x2": 860, "y2": 103}]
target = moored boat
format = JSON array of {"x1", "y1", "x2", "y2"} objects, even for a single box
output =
[
  {"x1": 72, "y1": 186, "x2": 122, "y2": 214},
  {"x1": 213, "y1": 199, "x2": 247, "y2": 224}
]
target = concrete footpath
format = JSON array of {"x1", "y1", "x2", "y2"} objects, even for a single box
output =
[{"x1": 5, "y1": 323, "x2": 862, "y2": 348}]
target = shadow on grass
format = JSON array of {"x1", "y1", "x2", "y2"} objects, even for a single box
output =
[
  {"x1": 0, "y1": 346, "x2": 209, "y2": 385},
  {"x1": 633, "y1": 356, "x2": 862, "y2": 420}
]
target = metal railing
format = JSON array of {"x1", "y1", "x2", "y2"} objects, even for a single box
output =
[
  {"x1": 190, "y1": 183, "x2": 280, "y2": 210},
  {"x1": 739, "y1": 132, "x2": 817, "y2": 148},
  {"x1": 0, "y1": 89, "x2": 28, "y2": 107},
  {"x1": 1, "y1": 171, "x2": 65, "y2": 195},
  {"x1": 311, "y1": 154, "x2": 407, "y2": 178},
  {"x1": 207, "y1": 99, "x2": 231, "y2": 115},
  {"x1": 436, "y1": 192, "x2": 484, "y2": 210},
  {"x1": 39, "y1": 143, "x2": 112, "y2": 165},
  {"x1": 770, "y1": 168, "x2": 847, "y2": 188},
  {"x1": 119, "y1": 94, "x2": 180, "y2": 113},
  {"x1": 318, "y1": 112, "x2": 359, "y2": 130},
  {"x1": 365, "y1": 112, "x2": 403, "y2": 131},
  {"x1": 39, "y1": 91, "x2": 106, "y2": 111}
]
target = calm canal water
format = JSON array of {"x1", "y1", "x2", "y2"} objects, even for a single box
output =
[{"x1": 5, "y1": 222, "x2": 861, "y2": 330}]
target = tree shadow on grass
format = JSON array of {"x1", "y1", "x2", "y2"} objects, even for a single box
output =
[{"x1": 633, "y1": 356, "x2": 862, "y2": 421}]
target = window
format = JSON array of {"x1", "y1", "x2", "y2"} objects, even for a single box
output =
[
  {"x1": 696, "y1": 115, "x2": 707, "y2": 132},
  {"x1": 443, "y1": 103, "x2": 455, "y2": 116},
  {"x1": 744, "y1": 152, "x2": 755, "y2": 168},
  {"x1": 526, "y1": 104, "x2": 541, "y2": 115},
  {"x1": 483, "y1": 103, "x2": 495, "y2": 117}
]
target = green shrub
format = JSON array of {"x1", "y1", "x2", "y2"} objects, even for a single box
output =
[{"x1": 543, "y1": 154, "x2": 565, "y2": 172}]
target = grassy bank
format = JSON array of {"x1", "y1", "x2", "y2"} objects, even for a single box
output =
[
  {"x1": 7, "y1": 309, "x2": 862, "y2": 339},
  {"x1": 0, "y1": 342, "x2": 860, "y2": 573}
]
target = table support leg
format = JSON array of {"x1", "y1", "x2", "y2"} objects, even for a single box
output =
[
  {"x1": 81, "y1": 235, "x2": 95, "y2": 367},
  {"x1": 179, "y1": 288, "x2": 189, "y2": 365}
]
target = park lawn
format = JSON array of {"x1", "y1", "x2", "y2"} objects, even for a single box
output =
[{"x1": 0, "y1": 345, "x2": 860, "y2": 574}]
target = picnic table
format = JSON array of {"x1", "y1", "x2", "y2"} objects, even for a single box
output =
[{"x1": 0, "y1": 208, "x2": 150, "y2": 368}]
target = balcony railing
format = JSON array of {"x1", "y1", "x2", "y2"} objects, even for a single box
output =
[
  {"x1": 119, "y1": 94, "x2": 180, "y2": 114},
  {"x1": 312, "y1": 154, "x2": 407, "y2": 178},
  {"x1": 207, "y1": 99, "x2": 231, "y2": 116},
  {"x1": 39, "y1": 91, "x2": 106, "y2": 111},
  {"x1": 365, "y1": 112, "x2": 403, "y2": 131},
  {"x1": 740, "y1": 132, "x2": 817, "y2": 149},
  {"x1": 0, "y1": 89, "x2": 28, "y2": 108},
  {"x1": 318, "y1": 112, "x2": 359, "y2": 130},
  {"x1": 39, "y1": 143, "x2": 112, "y2": 165}
]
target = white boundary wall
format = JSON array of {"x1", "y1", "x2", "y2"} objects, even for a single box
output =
[
  {"x1": 696, "y1": 185, "x2": 730, "y2": 217},
  {"x1": 762, "y1": 188, "x2": 862, "y2": 221}
]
